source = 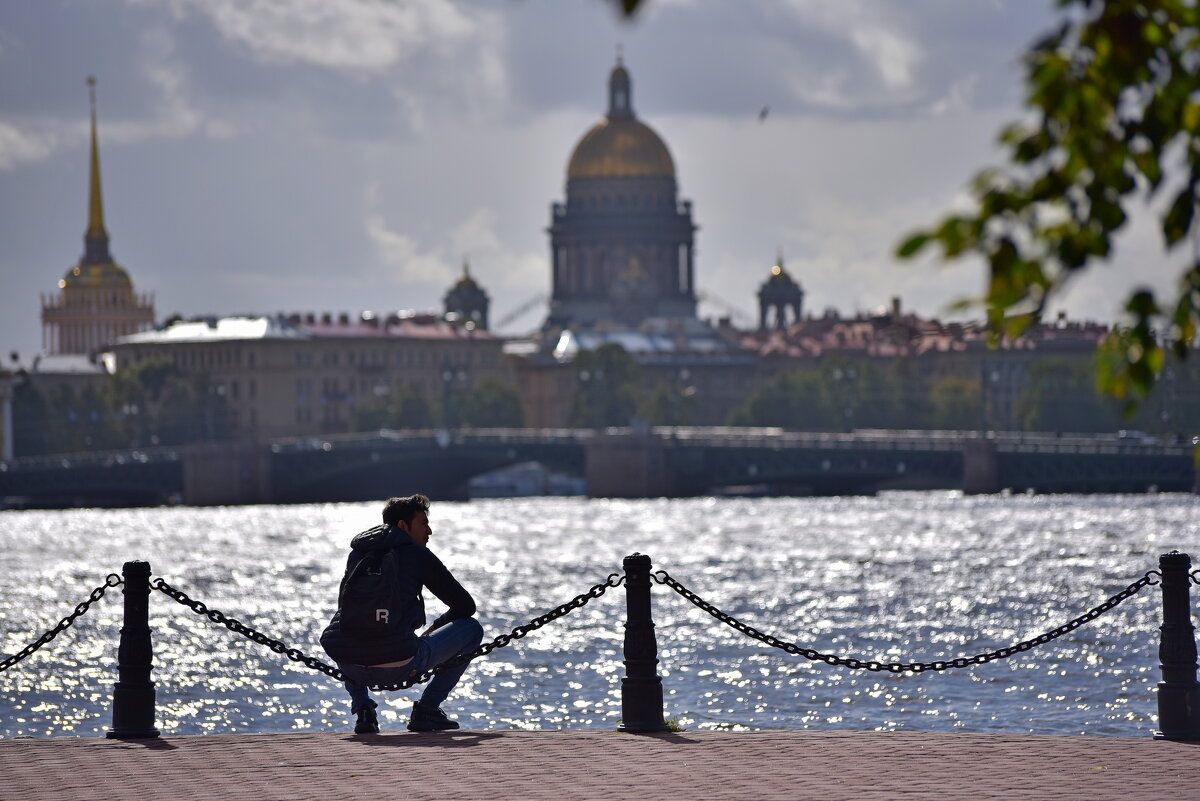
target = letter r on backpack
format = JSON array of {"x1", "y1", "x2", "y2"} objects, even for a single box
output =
[{"x1": 375, "y1": 609, "x2": 388, "y2": 623}]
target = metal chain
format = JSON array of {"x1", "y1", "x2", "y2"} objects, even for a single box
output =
[
  {"x1": 0, "y1": 574, "x2": 123, "y2": 672},
  {"x1": 151, "y1": 577, "x2": 346, "y2": 681},
  {"x1": 651, "y1": 568, "x2": 1161, "y2": 673},
  {"x1": 373, "y1": 572, "x2": 626, "y2": 691},
  {"x1": 150, "y1": 572, "x2": 624, "y2": 691}
]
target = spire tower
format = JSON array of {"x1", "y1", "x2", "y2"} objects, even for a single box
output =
[
  {"x1": 40, "y1": 76, "x2": 155, "y2": 355},
  {"x1": 83, "y1": 76, "x2": 112, "y2": 264}
]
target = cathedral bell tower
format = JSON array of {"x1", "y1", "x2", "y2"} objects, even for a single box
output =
[
  {"x1": 545, "y1": 58, "x2": 697, "y2": 330},
  {"x1": 40, "y1": 77, "x2": 155, "y2": 356},
  {"x1": 757, "y1": 252, "x2": 804, "y2": 330},
  {"x1": 443, "y1": 258, "x2": 490, "y2": 329}
]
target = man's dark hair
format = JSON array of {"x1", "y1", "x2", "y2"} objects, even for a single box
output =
[{"x1": 382, "y1": 494, "x2": 430, "y2": 527}]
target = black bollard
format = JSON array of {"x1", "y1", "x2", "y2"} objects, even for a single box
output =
[
  {"x1": 107, "y1": 560, "x2": 160, "y2": 739},
  {"x1": 1154, "y1": 551, "x2": 1200, "y2": 741},
  {"x1": 618, "y1": 553, "x2": 669, "y2": 733}
]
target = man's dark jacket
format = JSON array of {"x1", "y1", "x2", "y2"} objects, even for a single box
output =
[{"x1": 320, "y1": 523, "x2": 475, "y2": 666}]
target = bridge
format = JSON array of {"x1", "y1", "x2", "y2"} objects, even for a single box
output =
[
  {"x1": 268, "y1": 429, "x2": 588, "y2": 504},
  {"x1": 0, "y1": 428, "x2": 1194, "y2": 508},
  {"x1": 586, "y1": 428, "x2": 1197, "y2": 497}
]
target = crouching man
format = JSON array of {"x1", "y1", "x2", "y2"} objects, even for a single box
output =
[{"x1": 321, "y1": 494, "x2": 483, "y2": 733}]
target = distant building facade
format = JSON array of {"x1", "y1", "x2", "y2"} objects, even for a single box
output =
[
  {"x1": 110, "y1": 311, "x2": 512, "y2": 441},
  {"x1": 41, "y1": 78, "x2": 154, "y2": 356},
  {"x1": 0, "y1": 369, "x2": 15, "y2": 461},
  {"x1": 740, "y1": 302, "x2": 1114, "y2": 430}
]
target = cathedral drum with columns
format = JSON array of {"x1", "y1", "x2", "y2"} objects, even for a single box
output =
[{"x1": 546, "y1": 59, "x2": 697, "y2": 329}]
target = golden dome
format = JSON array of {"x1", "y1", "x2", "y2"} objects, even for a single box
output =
[
  {"x1": 566, "y1": 59, "x2": 675, "y2": 180},
  {"x1": 568, "y1": 117, "x2": 675, "y2": 179},
  {"x1": 62, "y1": 260, "x2": 133, "y2": 288}
]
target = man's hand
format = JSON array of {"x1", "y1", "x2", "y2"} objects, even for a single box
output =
[{"x1": 420, "y1": 623, "x2": 441, "y2": 637}]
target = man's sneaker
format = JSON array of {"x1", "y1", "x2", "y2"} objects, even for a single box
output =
[
  {"x1": 354, "y1": 706, "x2": 380, "y2": 734},
  {"x1": 407, "y1": 702, "x2": 460, "y2": 732}
]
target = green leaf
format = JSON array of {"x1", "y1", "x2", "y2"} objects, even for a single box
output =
[
  {"x1": 1124, "y1": 289, "x2": 1160, "y2": 318},
  {"x1": 896, "y1": 232, "x2": 931, "y2": 259},
  {"x1": 1163, "y1": 186, "x2": 1197, "y2": 246},
  {"x1": 1132, "y1": 149, "x2": 1162, "y2": 189},
  {"x1": 1183, "y1": 101, "x2": 1200, "y2": 134}
]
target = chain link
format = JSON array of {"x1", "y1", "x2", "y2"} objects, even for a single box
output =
[
  {"x1": 0, "y1": 574, "x2": 123, "y2": 673},
  {"x1": 375, "y1": 572, "x2": 626, "y2": 691},
  {"x1": 151, "y1": 572, "x2": 625, "y2": 692},
  {"x1": 151, "y1": 577, "x2": 347, "y2": 681},
  {"x1": 651, "y1": 568, "x2": 1160, "y2": 673}
]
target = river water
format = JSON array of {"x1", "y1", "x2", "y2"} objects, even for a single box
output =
[{"x1": 1, "y1": 493, "x2": 1197, "y2": 738}]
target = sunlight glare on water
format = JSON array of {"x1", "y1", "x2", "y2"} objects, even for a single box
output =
[{"x1": 1, "y1": 492, "x2": 1197, "y2": 737}]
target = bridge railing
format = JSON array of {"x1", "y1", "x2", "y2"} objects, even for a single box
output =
[
  {"x1": 0, "y1": 446, "x2": 182, "y2": 472},
  {"x1": 269, "y1": 427, "x2": 595, "y2": 453}
]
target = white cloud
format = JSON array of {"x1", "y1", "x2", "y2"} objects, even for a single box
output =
[
  {"x1": 782, "y1": 0, "x2": 923, "y2": 95},
  {"x1": 0, "y1": 25, "x2": 224, "y2": 171},
  {"x1": 158, "y1": 0, "x2": 477, "y2": 73},
  {"x1": 133, "y1": 0, "x2": 513, "y2": 133},
  {"x1": 0, "y1": 121, "x2": 60, "y2": 170},
  {"x1": 365, "y1": 212, "x2": 457, "y2": 287},
  {"x1": 929, "y1": 74, "x2": 980, "y2": 116},
  {"x1": 850, "y1": 26, "x2": 920, "y2": 89},
  {"x1": 448, "y1": 208, "x2": 545, "y2": 291}
]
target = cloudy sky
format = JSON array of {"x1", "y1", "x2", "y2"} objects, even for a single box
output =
[{"x1": 0, "y1": 0, "x2": 1185, "y2": 361}]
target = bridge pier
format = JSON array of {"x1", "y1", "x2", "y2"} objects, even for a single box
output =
[
  {"x1": 182, "y1": 442, "x2": 271, "y2": 505},
  {"x1": 586, "y1": 431, "x2": 673, "y2": 498},
  {"x1": 962, "y1": 439, "x2": 1000, "y2": 495}
]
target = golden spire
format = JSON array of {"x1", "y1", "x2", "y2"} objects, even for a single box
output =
[
  {"x1": 83, "y1": 76, "x2": 112, "y2": 264},
  {"x1": 86, "y1": 77, "x2": 106, "y2": 238}
]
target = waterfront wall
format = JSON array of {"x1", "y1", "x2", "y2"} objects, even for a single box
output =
[{"x1": 0, "y1": 428, "x2": 1195, "y2": 507}]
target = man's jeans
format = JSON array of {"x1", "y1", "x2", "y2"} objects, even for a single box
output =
[{"x1": 338, "y1": 617, "x2": 484, "y2": 714}]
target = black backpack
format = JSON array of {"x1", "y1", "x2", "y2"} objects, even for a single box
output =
[{"x1": 337, "y1": 546, "x2": 404, "y2": 637}]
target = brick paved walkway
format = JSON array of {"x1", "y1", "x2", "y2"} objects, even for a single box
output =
[{"x1": 2, "y1": 729, "x2": 1197, "y2": 800}]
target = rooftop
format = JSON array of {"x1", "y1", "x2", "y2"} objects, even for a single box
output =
[{"x1": 113, "y1": 312, "x2": 497, "y2": 346}]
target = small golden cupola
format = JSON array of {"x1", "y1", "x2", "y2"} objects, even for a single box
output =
[
  {"x1": 443, "y1": 258, "x2": 490, "y2": 330},
  {"x1": 757, "y1": 251, "x2": 805, "y2": 330}
]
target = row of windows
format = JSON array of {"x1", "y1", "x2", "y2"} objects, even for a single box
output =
[
  {"x1": 126, "y1": 345, "x2": 497, "y2": 371},
  {"x1": 55, "y1": 292, "x2": 149, "y2": 311},
  {"x1": 154, "y1": 349, "x2": 259, "y2": 370},
  {"x1": 293, "y1": 404, "x2": 344, "y2": 425},
  {"x1": 295, "y1": 349, "x2": 498, "y2": 369},
  {"x1": 226, "y1": 407, "x2": 259, "y2": 426},
  {"x1": 212, "y1": 378, "x2": 257, "y2": 402},
  {"x1": 295, "y1": 374, "x2": 463, "y2": 404}
]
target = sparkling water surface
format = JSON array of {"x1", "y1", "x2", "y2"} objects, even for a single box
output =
[{"x1": 1, "y1": 493, "x2": 1197, "y2": 738}]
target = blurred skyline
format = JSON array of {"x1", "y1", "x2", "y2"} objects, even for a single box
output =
[{"x1": 0, "y1": 0, "x2": 1186, "y2": 362}]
